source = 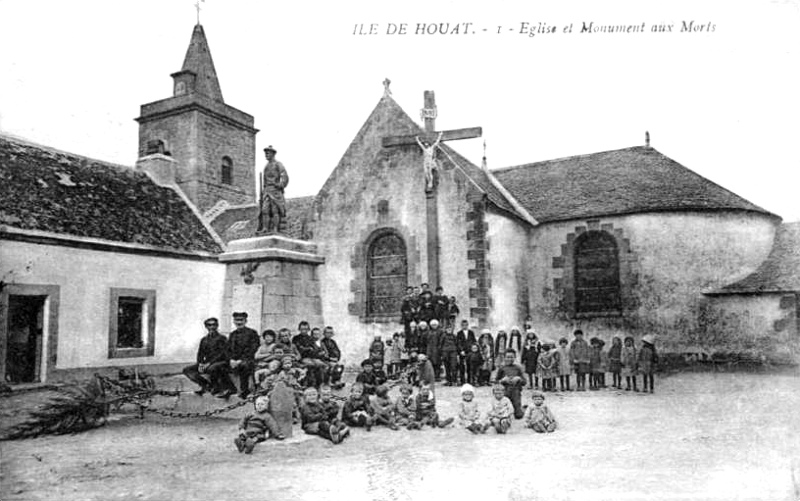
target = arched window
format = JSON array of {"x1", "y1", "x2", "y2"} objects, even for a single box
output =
[
  {"x1": 367, "y1": 231, "x2": 407, "y2": 317},
  {"x1": 574, "y1": 231, "x2": 621, "y2": 315},
  {"x1": 221, "y1": 156, "x2": 233, "y2": 185}
]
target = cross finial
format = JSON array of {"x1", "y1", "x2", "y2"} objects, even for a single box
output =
[
  {"x1": 645, "y1": 130, "x2": 650, "y2": 147},
  {"x1": 383, "y1": 78, "x2": 392, "y2": 97},
  {"x1": 481, "y1": 140, "x2": 488, "y2": 171},
  {"x1": 195, "y1": 0, "x2": 205, "y2": 25}
]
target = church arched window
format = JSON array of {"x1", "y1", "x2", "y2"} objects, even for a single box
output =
[
  {"x1": 574, "y1": 231, "x2": 621, "y2": 315},
  {"x1": 221, "y1": 156, "x2": 233, "y2": 185},
  {"x1": 366, "y1": 230, "x2": 408, "y2": 317}
]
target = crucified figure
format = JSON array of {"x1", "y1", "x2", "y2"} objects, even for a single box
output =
[{"x1": 416, "y1": 132, "x2": 443, "y2": 192}]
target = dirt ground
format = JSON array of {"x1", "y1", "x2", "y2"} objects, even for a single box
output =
[{"x1": 1, "y1": 371, "x2": 799, "y2": 501}]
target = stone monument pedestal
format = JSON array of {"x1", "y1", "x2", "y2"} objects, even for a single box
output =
[{"x1": 219, "y1": 234, "x2": 324, "y2": 334}]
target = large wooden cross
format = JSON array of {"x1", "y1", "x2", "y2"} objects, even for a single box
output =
[{"x1": 383, "y1": 90, "x2": 482, "y2": 289}]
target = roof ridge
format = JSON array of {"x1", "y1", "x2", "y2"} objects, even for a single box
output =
[
  {"x1": 491, "y1": 145, "x2": 647, "y2": 173},
  {"x1": 0, "y1": 132, "x2": 136, "y2": 174}
]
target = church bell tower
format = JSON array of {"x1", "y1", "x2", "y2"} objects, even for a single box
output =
[{"x1": 135, "y1": 23, "x2": 258, "y2": 213}]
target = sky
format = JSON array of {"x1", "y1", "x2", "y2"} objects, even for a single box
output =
[{"x1": 1, "y1": 0, "x2": 798, "y2": 221}]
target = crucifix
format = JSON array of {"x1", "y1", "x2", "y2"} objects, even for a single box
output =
[
  {"x1": 194, "y1": 0, "x2": 205, "y2": 24},
  {"x1": 382, "y1": 90, "x2": 482, "y2": 288}
]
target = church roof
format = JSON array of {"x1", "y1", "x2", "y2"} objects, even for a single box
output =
[
  {"x1": 710, "y1": 222, "x2": 800, "y2": 294},
  {"x1": 0, "y1": 134, "x2": 222, "y2": 255},
  {"x1": 491, "y1": 146, "x2": 775, "y2": 223},
  {"x1": 211, "y1": 196, "x2": 314, "y2": 242},
  {"x1": 176, "y1": 24, "x2": 223, "y2": 101}
]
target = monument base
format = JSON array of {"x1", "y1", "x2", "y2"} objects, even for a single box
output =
[{"x1": 219, "y1": 235, "x2": 325, "y2": 334}]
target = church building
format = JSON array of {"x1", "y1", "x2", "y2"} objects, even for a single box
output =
[{"x1": 1, "y1": 23, "x2": 797, "y2": 385}]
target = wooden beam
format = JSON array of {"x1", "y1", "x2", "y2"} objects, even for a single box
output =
[{"x1": 382, "y1": 126, "x2": 482, "y2": 148}]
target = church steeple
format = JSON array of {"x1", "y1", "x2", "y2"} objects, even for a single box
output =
[{"x1": 171, "y1": 24, "x2": 224, "y2": 102}]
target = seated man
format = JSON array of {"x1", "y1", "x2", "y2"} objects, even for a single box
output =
[
  {"x1": 183, "y1": 317, "x2": 236, "y2": 397},
  {"x1": 320, "y1": 326, "x2": 345, "y2": 390},
  {"x1": 227, "y1": 312, "x2": 260, "y2": 399},
  {"x1": 292, "y1": 320, "x2": 328, "y2": 387}
]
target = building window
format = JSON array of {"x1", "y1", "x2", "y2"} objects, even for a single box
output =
[
  {"x1": 367, "y1": 231, "x2": 407, "y2": 317},
  {"x1": 109, "y1": 288, "x2": 156, "y2": 359},
  {"x1": 574, "y1": 231, "x2": 621, "y2": 315},
  {"x1": 221, "y1": 156, "x2": 233, "y2": 185}
]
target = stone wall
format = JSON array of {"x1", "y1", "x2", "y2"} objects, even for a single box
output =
[
  {"x1": 528, "y1": 211, "x2": 778, "y2": 350},
  {"x1": 486, "y1": 210, "x2": 531, "y2": 329}
]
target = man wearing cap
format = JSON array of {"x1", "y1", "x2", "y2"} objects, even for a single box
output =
[
  {"x1": 228, "y1": 312, "x2": 261, "y2": 399},
  {"x1": 183, "y1": 318, "x2": 235, "y2": 397},
  {"x1": 257, "y1": 145, "x2": 289, "y2": 234}
]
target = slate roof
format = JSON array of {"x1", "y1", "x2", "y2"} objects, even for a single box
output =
[
  {"x1": 491, "y1": 146, "x2": 775, "y2": 224},
  {"x1": 710, "y1": 222, "x2": 800, "y2": 294},
  {"x1": 0, "y1": 134, "x2": 222, "y2": 254},
  {"x1": 212, "y1": 196, "x2": 314, "y2": 243}
]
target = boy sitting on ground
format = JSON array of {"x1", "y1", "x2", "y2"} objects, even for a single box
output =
[
  {"x1": 486, "y1": 384, "x2": 514, "y2": 434},
  {"x1": 234, "y1": 395, "x2": 285, "y2": 454},
  {"x1": 342, "y1": 382, "x2": 375, "y2": 431},
  {"x1": 523, "y1": 390, "x2": 557, "y2": 433},
  {"x1": 407, "y1": 384, "x2": 454, "y2": 430},
  {"x1": 371, "y1": 384, "x2": 399, "y2": 430},
  {"x1": 394, "y1": 384, "x2": 416, "y2": 426},
  {"x1": 300, "y1": 387, "x2": 349, "y2": 444}
]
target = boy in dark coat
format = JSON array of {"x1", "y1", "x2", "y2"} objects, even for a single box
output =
[
  {"x1": 300, "y1": 387, "x2": 348, "y2": 444},
  {"x1": 355, "y1": 359, "x2": 387, "y2": 395},
  {"x1": 638, "y1": 335, "x2": 658, "y2": 393},
  {"x1": 569, "y1": 330, "x2": 591, "y2": 391},
  {"x1": 438, "y1": 324, "x2": 459, "y2": 386},
  {"x1": 407, "y1": 385, "x2": 453, "y2": 429},
  {"x1": 456, "y1": 320, "x2": 476, "y2": 385},
  {"x1": 465, "y1": 343, "x2": 483, "y2": 386},
  {"x1": 321, "y1": 326, "x2": 345, "y2": 390}
]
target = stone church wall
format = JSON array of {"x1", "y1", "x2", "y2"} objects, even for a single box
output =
[
  {"x1": 528, "y1": 211, "x2": 777, "y2": 351},
  {"x1": 0, "y1": 240, "x2": 226, "y2": 381},
  {"x1": 485, "y1": 210, "x2": 531, "y2": 329}
]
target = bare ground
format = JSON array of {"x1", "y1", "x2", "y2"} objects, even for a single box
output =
[{"x1": 1, "y1": 372, "x2": 799, "y2": 501}]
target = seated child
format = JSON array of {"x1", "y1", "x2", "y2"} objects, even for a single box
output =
[
  {"x1": 486, "y1": 384, "x2": 514, "y2": 434},
  {"x1": 342, "y1": 382, "x2": 375, "y2": 431},
  {"x1": 523, "y1": 390, "x2": 557, "y2": 433},
  {"x1": 300, "y1": 386, "x2": 348, "y2": 444},
  {"x1": 254, "y1": 337, "x2": 282, "y2": 384},
  {"x1": 371, "y1": 384, "x2": 399, "y2": 430},
  {"x1": 495, "y1": 350, "x2": 526, "y2": 419},
  {"x1": 394, "y1": 384, "x2": 416, "y2": 426},
  {"x1": 234, "y1": 395, "x2": 285, "y2": 454},
  {"x1": 408, "y1": 384, "x2": 453, "y2": 430},
  {"x1": 355, "y1": 359, "x2": 387, "y2": 395},
  {"x1": 457, "y1": 384, "x2": 485, "y2": 434}
]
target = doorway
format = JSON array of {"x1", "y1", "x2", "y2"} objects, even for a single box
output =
[{"x1": 5, "y1": 295, "x2": 46, "y2": 383}]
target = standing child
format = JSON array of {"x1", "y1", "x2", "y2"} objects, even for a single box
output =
[
  {"x1": 521, "y1": 331, "x2": 540, "y2": 389},
  {"x1": 388, "y1": 332, "x2": 403, "y2": 379},
  {"x1": 638, "y1": 335, "x2": 658, "y2": 393},
  {"x1": 523, "y1": 391, "x2": 557, "y2": 433},
  {"x1": 478, "y1": 330, "x2": 494, "y2": 386},
  {"x1": 538, "y1": 341, "x2": 557, "y2": 392},
  {"x1": 621, "y1": 336, "x2": 638, "y2": 391},
  {"x1": 608, "y1": 336, "x2": 623, "y2": 389},
  {"x1": 465, "y1": 343, "x2": 483, "y2": 386},
  {"x1": 486, "y1": 384, "x2": 514, "y2": 434},
  {"x1": 508, "y1": 326, "x2": 524, "y2": 361},
  {"x1": 457, "y1": 384, "x2": 485, "y2": 434},
  {"x1": 342, "y1": 383, "x2": 375, "y2": 431},
  {"x1": 556, "y1": 337, "x2": 572, "y2": 391},
  {"x1": 446, "y1": 296, "x2": 460, "y2": 332},
  {"x1": 494, "y1": 329, "x2": 509, "y2": 370},
  {"x1": 300, "y1": 387, "x2": 348, "y2": 444},
  {"x1": 394, "y1": 384, "x2": 416, "y2": 427},
  {"x1": 369, "y1": 336, "x2": 386, "y2": 372},
  {"x1": 415, "y1": 353, "x2": 436, "y2": 391},
  {"x1": 234, "y1": 395, "x2": 285, "y2": 454},
  {"x1": 589, "y1": 338, "x2": 602, "y2": 390},
  {"x1": 569, "y1": 330, "x2": 591, "y2": 391}
]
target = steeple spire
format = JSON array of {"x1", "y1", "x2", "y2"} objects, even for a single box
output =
[{"x1": 170, "y1": 24, "x2": 223, "y2": 102}]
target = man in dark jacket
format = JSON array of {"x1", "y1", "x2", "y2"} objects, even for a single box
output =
[
  {"x1": 320, "y1": 326, "x2": 345, "y2": 389},
  {"x1": 228, "y1": 312, "x2": 261, "y2": 398},
  {"x1": 433, "y1": 286, "x2": 449, "y2": 326},
  {"x1": 455, "y1": 320, "x2": 476, "y2": 385},
  {"x1": 292, "y1": 320, "x2": 327, "y2": 387},
  {"x1": 438, "y1": 323, "x2": 459, "y2": 386},
  {"x1": 183, "y1": 318, "x2": 235, "y2": 397}
]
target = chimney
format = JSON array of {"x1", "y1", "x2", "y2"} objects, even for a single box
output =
[{"x1": 136, "y1": 153, "x2": 177, "y2": 186}]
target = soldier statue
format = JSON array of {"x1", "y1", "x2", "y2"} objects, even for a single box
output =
[{"x1": 257, "y1": 145, "x2": 289, "y2": 234}]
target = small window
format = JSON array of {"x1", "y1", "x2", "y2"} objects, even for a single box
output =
[
  {"x1": 109, "y1": 289, "x2": 155, "y2": 358},
  {"x1": 145, "y1": 139, "x2": 165, "y2": 155},
  {"x1": 221, "y1": 156, "x2": 233, "y2": 185}
]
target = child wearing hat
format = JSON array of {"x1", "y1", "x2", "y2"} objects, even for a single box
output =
[
  {"x1": 523, "y1": 390, "x2": 557, "y2": 433},
  {"x1": 621, "y1": 336, "x2": 638, "y2": 391},
  {"x1": 457, "y1": 384, "x2": 485, "y2": 434},
  {"x1": 415, "y1": 353, "x2": 436, "y2": 391},
  {"x1": 638, "y1": 335, "x2": 658, "y2": 393}
]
